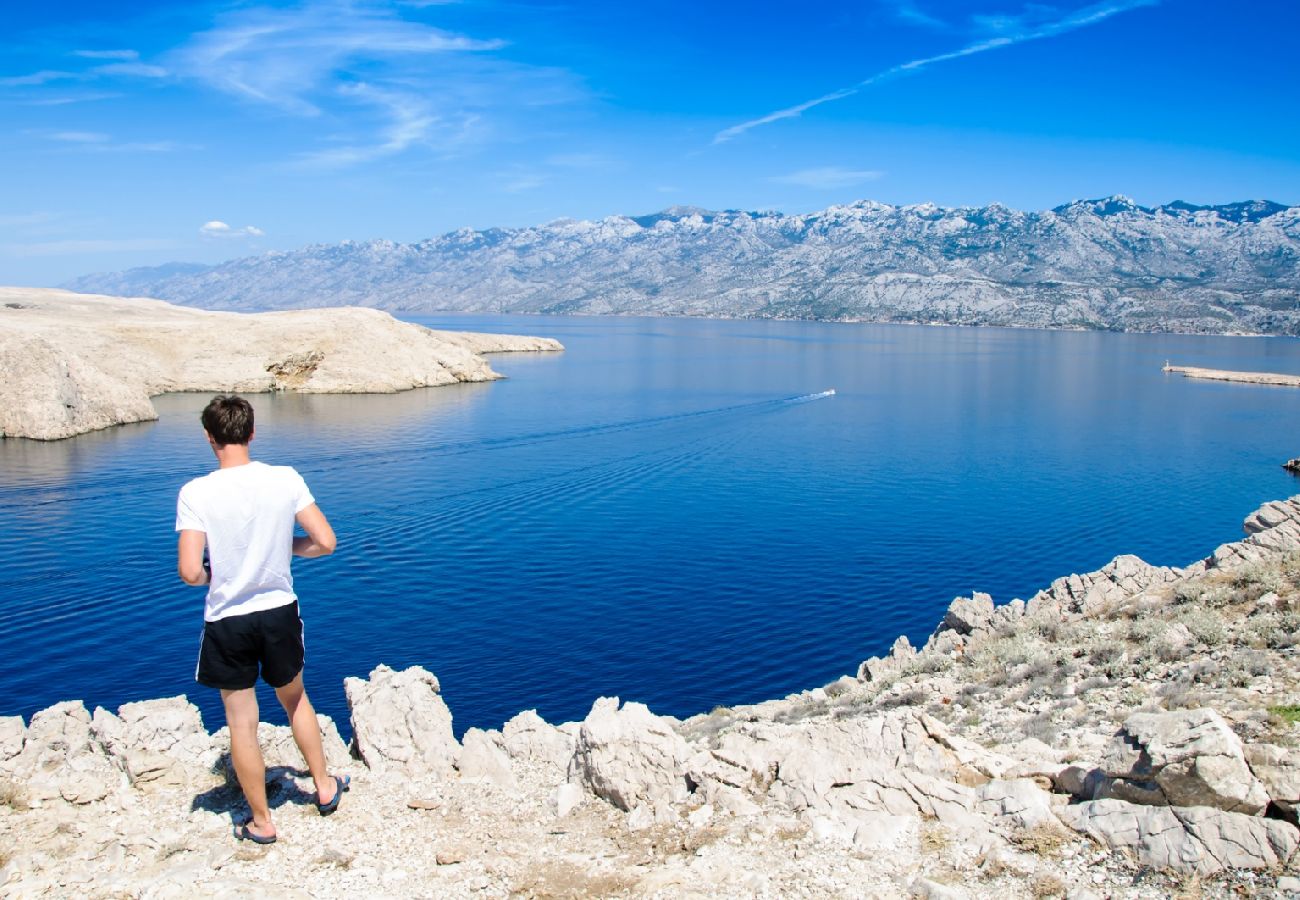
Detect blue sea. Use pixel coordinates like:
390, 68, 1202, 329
2, 316, 1298, 737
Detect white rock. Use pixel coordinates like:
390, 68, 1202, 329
975, 779, 1059, 830
1245, 743, 1300, 813
568, 697, 691, 812
500, 709, 575, 772
457, 728, 518, 790
549, 782, 584, 817
344, 665, 457, 778
10, 701, 122, 804
0, 717, 24, 766
1101, 708, 1269, 814
851, 811, 918, 851
1059, 799, 1299, 873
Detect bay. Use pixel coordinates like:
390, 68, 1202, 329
1, 315, 1298, 736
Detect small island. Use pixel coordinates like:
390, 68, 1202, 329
0, 287, 563, 440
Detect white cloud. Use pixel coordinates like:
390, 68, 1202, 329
49, 131, 110, 143
73, 49, 139, 61
2, 238, 181, 257
890, 2, 949, 30
200, 221, 264, 238
173, 3, 502, 114
0, 70, 78, 87
92, 62, 168, 79
771, 167, 884, 189
714, 0, 1159, 144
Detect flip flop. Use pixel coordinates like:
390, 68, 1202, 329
316, 774, 350, 816
236, 823, 277, 844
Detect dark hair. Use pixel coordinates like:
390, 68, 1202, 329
201, 395, 254, 446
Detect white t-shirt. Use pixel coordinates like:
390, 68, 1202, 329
175, 461, 315, 622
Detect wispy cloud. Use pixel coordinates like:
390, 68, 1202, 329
715, 0, 1158, 144
0, 70, 78, 87
166, 2, 573, 170
496, 167, 547, 193
23, 92, 121, 106
200, 221, 264, 238
2, 238, 181, 257
35, 130, 190, 153
173, 3, 502, 115
93, 62, 167, 79
890, 1, 950, 30
72, 49, 139, 61
49, 131, 111, 144
771, 166, 883, 189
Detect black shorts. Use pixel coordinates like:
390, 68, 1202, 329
196, 601, 305, 690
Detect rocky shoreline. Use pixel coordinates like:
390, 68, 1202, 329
0, 287, 563, 440
2, 497, 1300, 898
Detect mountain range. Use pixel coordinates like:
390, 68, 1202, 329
64, 196, 1300, 335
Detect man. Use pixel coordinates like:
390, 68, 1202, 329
176, 395, 347, 844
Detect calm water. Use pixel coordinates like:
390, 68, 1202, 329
2, 316, 1299, 737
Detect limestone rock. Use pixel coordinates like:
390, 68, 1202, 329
568, 697, 691, 811
0, 287, 562, 440
10, 701, 122, 804
457, 728, 518, 790
0, 716, 24, 766
1059, 799, 1299, 874
858, 635, 918, 682
851, 811, 918, 851
975, 779, 1059, 830
1100, 708, 1269, 814
1027, 554, 1181, 618
550, 782, 585, 817
501, 709, 575, 772
1245, 743, 1300, 814
344, 665, 457, 777
92, 697, 218, 787
1211, 497, 1300, 568
941, 592, 994, 635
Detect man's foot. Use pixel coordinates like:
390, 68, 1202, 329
316, 774, 350, 816
236, 822, 277, 844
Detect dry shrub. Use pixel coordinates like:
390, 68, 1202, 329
0, 778, 28, 811
1031, 872, 1069, 898
1012, 823, 1068, 856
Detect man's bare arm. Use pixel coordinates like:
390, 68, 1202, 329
177, 529, 209, 585
293, 503, 337, 558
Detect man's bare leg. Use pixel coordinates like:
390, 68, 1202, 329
275, 673, 337, 805
221, 687, 275, 840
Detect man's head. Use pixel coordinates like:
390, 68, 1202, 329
201, 395, 255, 447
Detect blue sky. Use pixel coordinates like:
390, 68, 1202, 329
2, 0, 1298, 285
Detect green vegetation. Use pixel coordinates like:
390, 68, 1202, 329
1268, 704, 1300, 724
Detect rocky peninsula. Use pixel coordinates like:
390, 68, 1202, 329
0, 287, 563, 441
2, 497, 1299, 897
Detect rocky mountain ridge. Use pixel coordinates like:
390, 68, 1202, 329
3, 495, 1299, 897
63, 196, 1300, 335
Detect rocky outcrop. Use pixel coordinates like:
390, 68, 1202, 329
343, 664, 458, 777
0, 287, 562, 440
3, 495, 1300, 897
1060, 800, 1298, 874
568, 698, 691, 812
1098, 709, 1270, 814
1245, 743, 1300, 816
